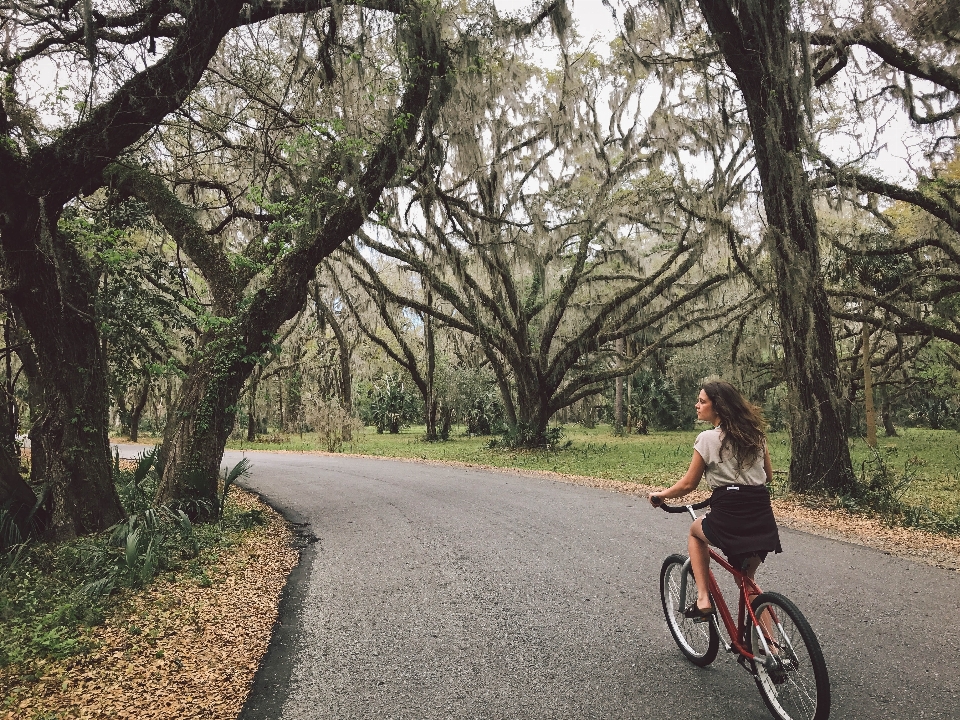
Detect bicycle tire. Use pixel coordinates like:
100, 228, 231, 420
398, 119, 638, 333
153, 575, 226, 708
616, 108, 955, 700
659, 554, 719, 667
750, 592, 831, 720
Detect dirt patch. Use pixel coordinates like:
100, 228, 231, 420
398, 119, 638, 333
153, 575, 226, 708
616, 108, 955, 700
1, 490, 298, 720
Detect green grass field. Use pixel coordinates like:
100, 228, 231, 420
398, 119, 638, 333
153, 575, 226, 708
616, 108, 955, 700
226, 424, 960, 516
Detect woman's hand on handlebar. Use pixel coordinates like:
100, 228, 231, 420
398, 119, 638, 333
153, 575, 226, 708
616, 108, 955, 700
648, 492, 664, 507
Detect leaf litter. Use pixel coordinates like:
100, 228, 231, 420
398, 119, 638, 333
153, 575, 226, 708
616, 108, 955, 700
1, 490, 298, 720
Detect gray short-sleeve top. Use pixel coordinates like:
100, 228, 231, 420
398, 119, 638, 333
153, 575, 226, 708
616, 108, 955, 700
693, 426, 767, 489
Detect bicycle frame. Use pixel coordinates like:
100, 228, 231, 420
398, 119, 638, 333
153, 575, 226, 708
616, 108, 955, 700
677, 506, 777, 664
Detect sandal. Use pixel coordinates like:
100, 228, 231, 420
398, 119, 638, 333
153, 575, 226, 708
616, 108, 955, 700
682, 602, 716, 622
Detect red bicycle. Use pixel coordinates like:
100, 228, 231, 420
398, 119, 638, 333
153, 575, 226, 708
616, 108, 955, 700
656, 498, 830, 720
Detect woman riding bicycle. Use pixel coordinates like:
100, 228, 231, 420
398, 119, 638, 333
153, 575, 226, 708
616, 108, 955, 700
649, 380, 781, 620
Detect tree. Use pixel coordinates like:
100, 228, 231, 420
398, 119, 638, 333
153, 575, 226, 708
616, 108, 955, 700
107, 2, 566, 514
1, 0, 435, 536
341, 48, 751, 446
331, 259, 449, 439
615, 1, 857, 492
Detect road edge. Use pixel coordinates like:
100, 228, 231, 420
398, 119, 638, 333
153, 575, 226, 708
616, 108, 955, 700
236, 484, 319, 720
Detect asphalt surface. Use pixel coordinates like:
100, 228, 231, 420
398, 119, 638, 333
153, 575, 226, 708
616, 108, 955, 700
115, 446, 960, 719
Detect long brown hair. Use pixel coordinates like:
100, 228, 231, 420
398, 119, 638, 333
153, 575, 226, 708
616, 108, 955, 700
701, 380, 767, 469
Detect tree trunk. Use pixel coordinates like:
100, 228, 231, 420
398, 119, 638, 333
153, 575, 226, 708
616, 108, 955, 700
1, 312, 20, 459
698, 0, 856, 495
614, 338, 625, 435
862, 324, 877, 447
13, 330, 46, 490
116, 391, 131, 438
313, 289, 353, 440
0, 446, 38, 543
246, 368, 261, 442
128, 373, 151, 443
156, 330, 251, 519
1, 201, 124, 538
277, 372, 284, 431
423, 289, 439, 441
881, 396, 897, 438
515, 385, 553, 446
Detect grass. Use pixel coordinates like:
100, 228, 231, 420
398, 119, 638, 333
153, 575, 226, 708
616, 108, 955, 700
222, 424, 960, 519
847, 430, 960, 514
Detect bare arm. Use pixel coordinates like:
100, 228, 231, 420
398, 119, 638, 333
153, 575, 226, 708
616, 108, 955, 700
649, 451, 706, 505
763, 445, 773, 484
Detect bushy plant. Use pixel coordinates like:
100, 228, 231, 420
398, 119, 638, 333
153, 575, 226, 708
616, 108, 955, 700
0, 450, 265, 666
303, 395, 363, 451
833, 447, 959, 534
841, 447, 920, 518
629, 372, 691, 432
490, 422, 567, 450
359, 374, 421, 433
445, 366, 505, 435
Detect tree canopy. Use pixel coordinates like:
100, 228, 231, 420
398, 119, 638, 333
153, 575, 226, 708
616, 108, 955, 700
0, 0, 958, 534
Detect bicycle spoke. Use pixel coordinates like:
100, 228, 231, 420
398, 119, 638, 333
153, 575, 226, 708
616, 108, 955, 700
660, 554, 718, 666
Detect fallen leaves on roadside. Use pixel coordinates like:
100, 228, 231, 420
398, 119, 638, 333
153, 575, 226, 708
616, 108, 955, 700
1, 490, 298, 720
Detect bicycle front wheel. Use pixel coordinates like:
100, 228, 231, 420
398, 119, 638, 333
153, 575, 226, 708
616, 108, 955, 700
659, 554, 718, 667
750, 592, 830, 720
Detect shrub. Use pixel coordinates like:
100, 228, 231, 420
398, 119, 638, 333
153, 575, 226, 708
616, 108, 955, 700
629, 372, 691, 432
303, 396, 363, 451
360, 374, 421, 433
0, 451, 266, 666
835, 447, 960, 535
490, 423, 568, 450
445, 366, 504, 435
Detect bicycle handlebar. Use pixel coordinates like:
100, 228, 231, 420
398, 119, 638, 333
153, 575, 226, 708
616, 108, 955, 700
651, 496, 711, 513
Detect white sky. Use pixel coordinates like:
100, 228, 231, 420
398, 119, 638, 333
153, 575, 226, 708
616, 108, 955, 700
493, 0, 927, 186
495, 0, 619, 48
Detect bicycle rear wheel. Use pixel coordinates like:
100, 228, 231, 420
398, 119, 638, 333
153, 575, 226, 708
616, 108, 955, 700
659, 554, 718, 667
750, 592, 830, 720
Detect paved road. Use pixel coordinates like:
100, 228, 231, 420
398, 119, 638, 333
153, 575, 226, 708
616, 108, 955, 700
116, 446, 960, 719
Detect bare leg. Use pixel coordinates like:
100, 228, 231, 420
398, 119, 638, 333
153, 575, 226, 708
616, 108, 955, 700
742, 555, 763, 602
742, 556, 776, 652
688, 517, 713, 611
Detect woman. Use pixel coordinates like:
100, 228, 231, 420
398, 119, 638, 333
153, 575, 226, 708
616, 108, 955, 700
649, 380, 781, 620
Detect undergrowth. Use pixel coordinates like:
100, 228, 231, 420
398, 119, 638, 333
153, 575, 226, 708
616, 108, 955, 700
0, 449, 264, 667
837, 446, 960, 535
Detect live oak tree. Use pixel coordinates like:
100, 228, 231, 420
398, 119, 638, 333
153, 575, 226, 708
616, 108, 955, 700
106, 2, 566, 514
339, 49, 755, 446
805, 1, 960, 356
820, 187, 960, 435
329, 257, 450, 440
103, 6, 439, 515
616, 0, 856, 492
613, 0, 960, 492
1, 0, 452, 536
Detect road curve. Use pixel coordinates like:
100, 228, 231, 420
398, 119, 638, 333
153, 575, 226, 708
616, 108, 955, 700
115, 446, 960, 719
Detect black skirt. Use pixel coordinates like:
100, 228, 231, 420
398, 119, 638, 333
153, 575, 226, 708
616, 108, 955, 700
700, 484, 782, 562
